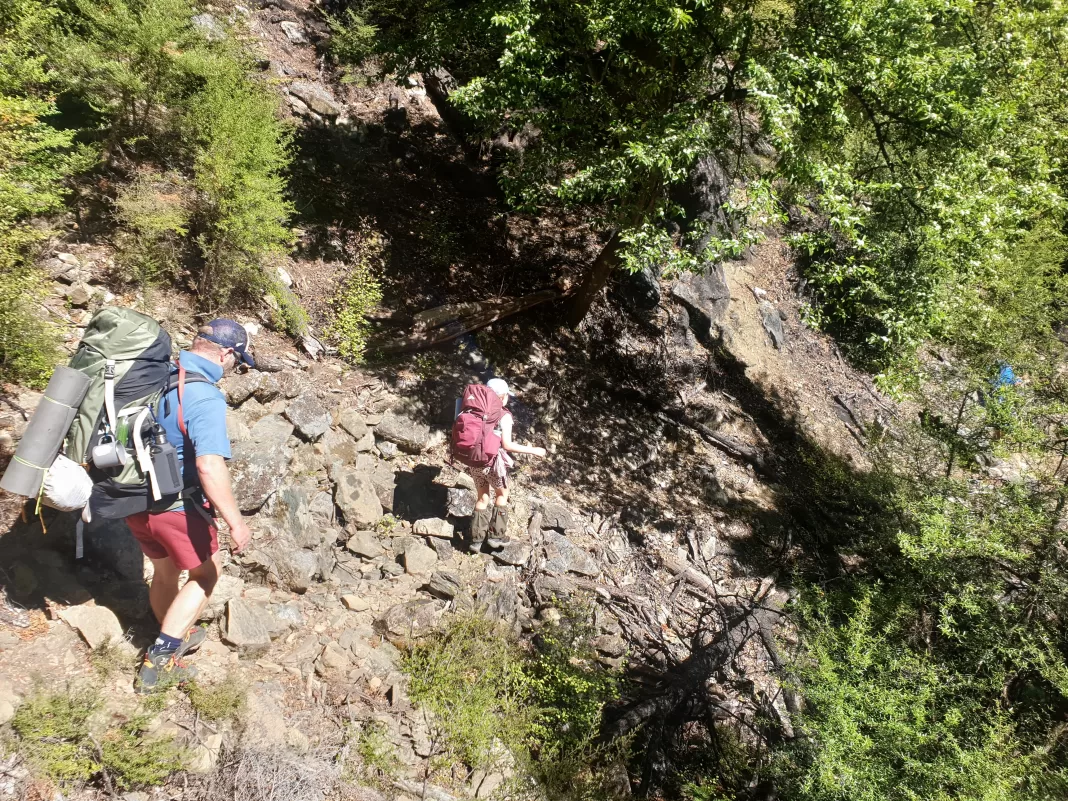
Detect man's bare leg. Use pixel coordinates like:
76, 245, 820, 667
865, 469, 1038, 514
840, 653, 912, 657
159, 551, 222, 640
148, 557, 181, 624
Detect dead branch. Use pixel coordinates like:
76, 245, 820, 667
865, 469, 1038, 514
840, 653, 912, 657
533, 574, 653, 608
373, 290, 562, 353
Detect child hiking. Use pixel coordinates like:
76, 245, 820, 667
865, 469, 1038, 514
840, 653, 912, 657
451, 377, 546, 552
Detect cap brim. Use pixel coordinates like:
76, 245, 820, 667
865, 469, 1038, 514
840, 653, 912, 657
240, 350, 255, 368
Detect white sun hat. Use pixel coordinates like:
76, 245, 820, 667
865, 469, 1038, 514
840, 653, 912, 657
487, 378, 513, 397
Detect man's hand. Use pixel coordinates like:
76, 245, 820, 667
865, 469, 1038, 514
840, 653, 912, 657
228, 518, 252, 554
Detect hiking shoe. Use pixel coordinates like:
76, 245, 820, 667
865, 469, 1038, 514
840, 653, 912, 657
469, 540, 485, 553
136, 651, 198, 694
175, 625, 207, 659
485, 538, 507, 550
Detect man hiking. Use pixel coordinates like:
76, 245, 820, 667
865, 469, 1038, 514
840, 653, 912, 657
454, 377, 546, 552
127, 320, 253, 692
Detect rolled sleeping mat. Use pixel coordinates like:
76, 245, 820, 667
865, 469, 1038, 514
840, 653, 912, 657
0, 366, 91, 499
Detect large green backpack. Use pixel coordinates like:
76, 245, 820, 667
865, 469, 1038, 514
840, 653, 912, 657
66, 307, 209, 519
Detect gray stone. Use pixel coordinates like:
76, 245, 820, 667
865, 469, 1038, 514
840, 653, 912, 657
346, 530, 384, 559
270, 546, 320, 593
427, 571, 461, 599
191, 12, 226, 41
337, 408, 369, 441
280, 20, 308, 44
309, 491, 336, 526
591, 634, 627, 657
543, 532, 600, 577
367, 460, 396, 511
272, 484, 325, 549
285, 728, 311, 755
355, 430, 375, 451
377, 600, 443, 644
187, 733, 224, 773
534, 500, 577, 532
288, 95, 311, 116
321, 426, 360, 466
428, 538, 454, 561
342, 594, 369, 611
413, 518, 453, 539
446, 487, 475, 518
494, 541, 531, 567
0, 680, 19, 725
671, 264, 731, 345
204, 575, 245, 621
229, 415, 294, 511
288, 81, 342, 117
475, 578, 519, 624
375, 440, 398, 460
58, 604, 129, 650
221, 371, 263, 406
253, 374, 282, 403
403, 541, 438, 575
285, 392, 332, 440
376, 411, 431, 453
334, 469, 384, 527
379, 560, 404, 578
223, 600, 274, 652
226, 407, 252, 442
67, 282, 93, 307
318, 641, 351, 672
759, 300, 786, 349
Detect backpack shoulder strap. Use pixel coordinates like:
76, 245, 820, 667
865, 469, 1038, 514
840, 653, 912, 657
172, 364, 215, 438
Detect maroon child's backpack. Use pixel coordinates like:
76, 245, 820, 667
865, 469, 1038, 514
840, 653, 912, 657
451, 384, 505, 468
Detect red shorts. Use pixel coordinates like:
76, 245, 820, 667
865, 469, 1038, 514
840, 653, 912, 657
126, 508, 219, 571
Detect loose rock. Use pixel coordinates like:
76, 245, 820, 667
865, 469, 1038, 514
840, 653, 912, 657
446, 487, 475, 517
191, 12, 226, 41
334, 469, 384, 527
285, 392, 332, 440
543, 532, 600, 577
375, 411, 431, 453
58, 604, 130, 651
413, 518, 454, 539
279, 20, 308, 44
494, 541, 532, 567
427, 571, 461, 599
346, 529, 384, 559
337, 408, 369, 441
223, 600, 274, 652
288, 81, 342, 117
403, 541, 438, 575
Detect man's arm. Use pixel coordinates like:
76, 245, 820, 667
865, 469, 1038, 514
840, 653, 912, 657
196, 454, 251, 552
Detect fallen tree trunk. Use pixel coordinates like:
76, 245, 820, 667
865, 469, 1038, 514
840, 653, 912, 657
601, 602, 777, 743
372, 289, 562, 353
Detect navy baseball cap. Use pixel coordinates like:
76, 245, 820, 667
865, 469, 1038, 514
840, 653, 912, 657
198, 319, 255, 367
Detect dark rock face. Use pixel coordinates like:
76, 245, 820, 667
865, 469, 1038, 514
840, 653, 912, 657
612, 265, 661, 315
670, 264, 731, 346
229, 415, 294, 511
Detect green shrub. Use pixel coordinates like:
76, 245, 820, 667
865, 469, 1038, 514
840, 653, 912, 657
12, 689, 101, 784
187, 674, 247, 722
113, 170, 190, 286
350, 720, 397, 785
268, 283, 310, 338
0, 0, 84, 387
404, 616, 529, 772
329, 255, 382, 363
183, 55, 295, 307
12, 689, 183, 789
402, 612, 625, 801
55, 0, 210, 139
329, 7, 378, 83
100, 715, 184, 790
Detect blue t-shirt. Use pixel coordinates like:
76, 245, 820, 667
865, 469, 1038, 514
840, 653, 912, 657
159, 351, 231, 502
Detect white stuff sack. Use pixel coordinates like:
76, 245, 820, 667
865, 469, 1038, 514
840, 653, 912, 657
41, 454, 93, 512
